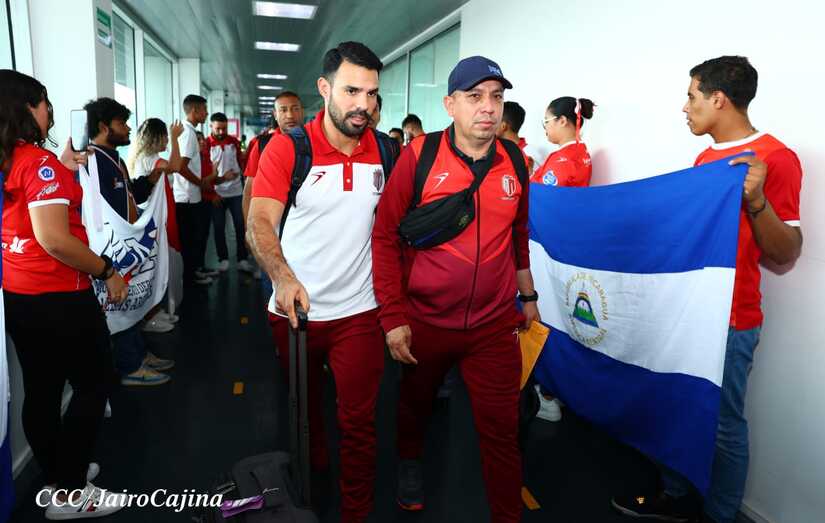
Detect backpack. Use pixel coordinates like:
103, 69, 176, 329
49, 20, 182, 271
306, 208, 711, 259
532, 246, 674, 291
273, 126, 399, 237
398, 131, 530, 249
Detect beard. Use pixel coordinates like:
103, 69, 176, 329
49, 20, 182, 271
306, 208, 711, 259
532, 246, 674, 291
327, 95, 369, 138
108, 128, 130, 147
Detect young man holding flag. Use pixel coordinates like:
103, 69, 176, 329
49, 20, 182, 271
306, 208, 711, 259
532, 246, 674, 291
613, 55, 803, 523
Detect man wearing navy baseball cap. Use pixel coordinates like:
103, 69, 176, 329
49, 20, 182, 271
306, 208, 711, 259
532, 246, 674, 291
372, 55, 539, 522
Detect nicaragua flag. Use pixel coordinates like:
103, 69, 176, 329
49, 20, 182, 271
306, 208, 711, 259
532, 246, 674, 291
529, 154, 748, 494
1, 172, 14, 522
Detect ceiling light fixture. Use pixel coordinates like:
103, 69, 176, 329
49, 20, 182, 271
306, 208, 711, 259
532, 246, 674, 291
253, 1, 317, 20
257, 73, 288, 80
254, 41, 300, 52
257, 85, 283, 90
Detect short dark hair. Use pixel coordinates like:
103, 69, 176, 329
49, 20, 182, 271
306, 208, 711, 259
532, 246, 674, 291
502, 101, 526, 133
183, 94, 207, 113
547, 97, 595, 128
322, 41, 383, 82
689, 56, 758, 111
389, 127, 403, 136
83, 97, 131, 138
210, 112, 228, 123
275, 90, 302, 103
0, 69, 54, 168
402, 114, 422, 129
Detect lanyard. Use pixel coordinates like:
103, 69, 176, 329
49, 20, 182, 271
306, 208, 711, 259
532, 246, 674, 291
89, 144, 137, 222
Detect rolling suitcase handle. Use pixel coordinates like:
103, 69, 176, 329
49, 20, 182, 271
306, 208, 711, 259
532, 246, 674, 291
288, 305, 311, 507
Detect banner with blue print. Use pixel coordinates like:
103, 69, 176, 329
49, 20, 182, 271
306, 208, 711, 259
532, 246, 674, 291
529, 154, 748, 494
79, 156, 169, 334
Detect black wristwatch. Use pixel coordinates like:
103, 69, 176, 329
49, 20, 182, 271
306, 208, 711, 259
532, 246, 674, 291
518, 291, 539, 303
95, 255, 115, 280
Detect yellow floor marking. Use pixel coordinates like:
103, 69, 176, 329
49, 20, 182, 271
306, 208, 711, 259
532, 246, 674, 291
521, 486, 540, 510
233, 382, 244, 395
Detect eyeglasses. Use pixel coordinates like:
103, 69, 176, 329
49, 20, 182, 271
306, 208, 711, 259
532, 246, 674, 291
542, 116, 559, 127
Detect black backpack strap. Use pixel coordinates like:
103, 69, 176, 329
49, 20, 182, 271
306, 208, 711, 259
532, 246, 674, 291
410, 131, 443, 210
279, 126, 313, 237
257, 131, 276, 154
498, 138, 530, 188
371, 128, 399, 180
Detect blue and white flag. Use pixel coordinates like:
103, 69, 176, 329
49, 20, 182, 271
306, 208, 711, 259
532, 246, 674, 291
0, 171, 14, 522
529, 155, 748, 494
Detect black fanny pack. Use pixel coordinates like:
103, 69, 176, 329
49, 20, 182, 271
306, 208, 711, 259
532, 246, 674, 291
398, 130, 528, 250
399, 169, 488, 249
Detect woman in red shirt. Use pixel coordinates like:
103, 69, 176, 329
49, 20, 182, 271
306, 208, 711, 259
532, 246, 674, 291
532, 97, 595, 187
1, 70, 127, 518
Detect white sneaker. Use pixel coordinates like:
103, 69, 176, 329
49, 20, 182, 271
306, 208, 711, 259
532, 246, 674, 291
156, 310, 179, 324
103, 401, 111, 418
142, 317, 174, 333
238, 259, 254, 273
535, 386, 562, 422
196, 267, 219, 278
218, 260, 230, 272
37, 464, 101, 507
45, 483, 126, 519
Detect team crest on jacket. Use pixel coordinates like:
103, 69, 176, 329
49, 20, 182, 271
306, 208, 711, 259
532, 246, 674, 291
373, 168, 384, 194
501, 174, 517, 200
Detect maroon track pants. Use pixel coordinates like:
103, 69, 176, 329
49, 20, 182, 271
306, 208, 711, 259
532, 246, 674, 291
270, 308, 385, 523
397, 317, 523, 523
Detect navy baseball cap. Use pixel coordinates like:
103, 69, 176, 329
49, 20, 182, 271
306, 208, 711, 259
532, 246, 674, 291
447, 56, 512, 94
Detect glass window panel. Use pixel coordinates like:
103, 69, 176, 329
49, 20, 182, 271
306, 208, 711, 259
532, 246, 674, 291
377, 56, 407, 134
408, 25, 459, 134
112, 14, 137, 156
143, 41, 174, 125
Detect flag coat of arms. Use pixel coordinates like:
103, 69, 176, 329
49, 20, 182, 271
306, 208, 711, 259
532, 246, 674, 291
529, 155, 748, 493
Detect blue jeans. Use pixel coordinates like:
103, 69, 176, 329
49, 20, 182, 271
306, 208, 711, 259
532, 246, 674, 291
112, 323, 147, 375
661, 326, 761, 523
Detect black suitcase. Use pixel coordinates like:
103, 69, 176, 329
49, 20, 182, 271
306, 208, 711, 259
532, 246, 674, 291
204, 308, 318, 522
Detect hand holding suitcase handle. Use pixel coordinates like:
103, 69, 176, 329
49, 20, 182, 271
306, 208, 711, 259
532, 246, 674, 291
275, 274, 310, 329
295, 305, 308, 330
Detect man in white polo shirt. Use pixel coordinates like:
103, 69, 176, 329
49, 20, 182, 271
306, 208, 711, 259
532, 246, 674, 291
175, 94, 213, 286
247, 42, 389, 523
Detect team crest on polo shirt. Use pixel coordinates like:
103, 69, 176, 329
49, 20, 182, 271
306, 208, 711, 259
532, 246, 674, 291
37, 166, 55, 181
373, 168, 384, 194
501, 174, 517, 200
542, 170, 558, 186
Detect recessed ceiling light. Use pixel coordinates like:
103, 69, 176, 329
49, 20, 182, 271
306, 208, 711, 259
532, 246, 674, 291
255, 41, 300, 52
253, 1, 317, 20
257, 85, 283, 90
260, 101, 275, 106
258, 96, 276, 100
257, 73, 288, 80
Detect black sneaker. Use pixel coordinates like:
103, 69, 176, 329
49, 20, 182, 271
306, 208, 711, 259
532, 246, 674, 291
397, 459, 424, 511
611, 492, 698, 522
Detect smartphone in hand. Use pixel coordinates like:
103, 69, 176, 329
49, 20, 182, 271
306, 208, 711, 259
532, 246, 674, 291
70, 110, 89, 152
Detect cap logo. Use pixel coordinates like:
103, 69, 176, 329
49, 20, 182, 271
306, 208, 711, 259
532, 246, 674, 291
488, 65, 502, 76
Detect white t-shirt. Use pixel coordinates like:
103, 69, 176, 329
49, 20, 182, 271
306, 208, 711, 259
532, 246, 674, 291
210, 141, 243, 198
132, 153, 162, 179
173, 121, 202, 203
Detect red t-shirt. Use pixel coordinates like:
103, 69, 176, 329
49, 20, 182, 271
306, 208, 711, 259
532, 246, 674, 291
694, 132, 802, 330
244, 127, 283, 179
2, 142, 91, 294
517, 137, 535, 173
531, 141, 592, 187
200, 148, 219, 202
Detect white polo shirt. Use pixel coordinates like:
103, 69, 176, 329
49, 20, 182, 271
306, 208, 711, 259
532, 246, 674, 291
251, 110, 385, 321
174, 120, 202, 203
